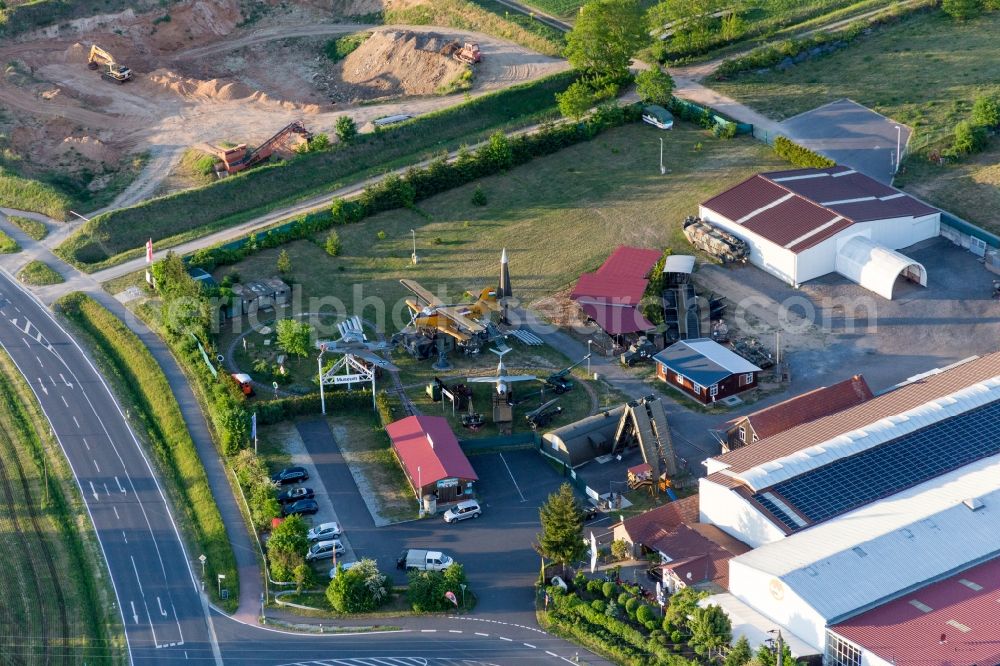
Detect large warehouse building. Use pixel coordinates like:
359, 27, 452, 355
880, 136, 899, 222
693, 353, 1000, 664
699, 166, 940, 299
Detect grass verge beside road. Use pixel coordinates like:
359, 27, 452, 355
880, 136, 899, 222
56, 292, 238, 612
58, 72, 577, 272
0, 349, 125, 663
8, 215, 49, 240
17, 260, 63, 285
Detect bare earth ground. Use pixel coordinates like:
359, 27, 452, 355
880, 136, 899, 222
0, 0, 567, 212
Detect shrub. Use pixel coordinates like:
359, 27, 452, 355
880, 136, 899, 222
942, 0, 982, 20
231, 449, 280, 529
636, 603, 655, 625
971, 93, 1000, 129
407, 563, 470, 612
611, 539, 631, 561
324, 230, 342, 256
276, 248, 292, 274
324, 32, 371, 62
591, 599, 606, 612
951, 120, 989, 155
276, 319, 312, 357
634, 67, 674, 106
573, 571, 587, 590
335, 116, 358, 142
471, 185, 487, 206
624, 597, 640, 615
773, 136, 836, 168
267, 515, 308, 582
327, 558, 391, 613
602, 581, 617, 599
645, 619, 658, 631
587, 580, 603, 596
604, 600, 619, 619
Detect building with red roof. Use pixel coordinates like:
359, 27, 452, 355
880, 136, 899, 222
699, 166, 939, 299
571, 246, 662, 337
828, 554, 1000, 666
385, 415, 478, 504
716, 374, 873, 452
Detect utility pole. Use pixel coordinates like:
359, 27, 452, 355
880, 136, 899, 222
777, 629, 784, 666
659, 138, 666, 175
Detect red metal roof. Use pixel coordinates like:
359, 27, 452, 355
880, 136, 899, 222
730, 375, 874, 441
594, 246, 663, 278
831, 554, 1000, 666
577, 302, 654, 335
572, 274, 650, 304
701, 167, 939, 254
713, 354, 1000, 475
385, 415, 478, 485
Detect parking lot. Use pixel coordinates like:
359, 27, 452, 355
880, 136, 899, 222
780, 98, 910, 184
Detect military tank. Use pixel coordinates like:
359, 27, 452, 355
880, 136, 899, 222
682, 216, 749, 264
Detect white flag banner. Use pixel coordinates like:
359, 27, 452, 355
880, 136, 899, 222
656, 581, 665, 606
589, 531, 598, 574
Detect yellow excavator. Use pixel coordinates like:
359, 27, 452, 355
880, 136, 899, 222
87, 45, 132, 84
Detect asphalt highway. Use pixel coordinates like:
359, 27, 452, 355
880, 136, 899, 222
0, 270, 601, 665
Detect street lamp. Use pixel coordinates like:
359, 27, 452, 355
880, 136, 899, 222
894, 125, 902, 173
411, 229, 418, 265
460, 583, 467, 611
587, 340, 593, 376
318, 345, 327, 415
217, 574, 226, 598
659, 137, 666, 175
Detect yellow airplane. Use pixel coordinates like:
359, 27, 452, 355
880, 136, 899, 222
400, 279, 498, 348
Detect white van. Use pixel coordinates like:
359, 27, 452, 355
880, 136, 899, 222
305, 539, 344, 562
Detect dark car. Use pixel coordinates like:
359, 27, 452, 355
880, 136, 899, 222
277, 486, 314, 504
271, 467, 309, 485
282, 499, 319, 517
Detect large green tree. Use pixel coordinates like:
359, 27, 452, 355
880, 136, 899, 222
564, 0, 646, 83
688, 604, 732, 657
327, 559, 390, 613
556, 80, 595, 121
276, 319, 313, 357
267, 515, 308, 581
725, 635, 754, 666
534, 483, 586, 575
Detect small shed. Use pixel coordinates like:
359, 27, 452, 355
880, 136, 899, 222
230, 278, 291, 314
385, 415, 478, 504
653, 339, 761, 404
662, 255, 695, 287
542, 405, 625, 467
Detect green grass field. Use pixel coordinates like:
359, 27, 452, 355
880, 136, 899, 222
17, 260, 63, 285
0, 351, 124, 663
711, 8, 1000, 235
711, 9, 1000, 152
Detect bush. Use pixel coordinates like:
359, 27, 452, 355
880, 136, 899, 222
972, 93, 1000, 129
276, 248, 292, 274
602, 581, 618, 599
645, 619, 658, 632
56, 292, 237, 606
324, 230, 342, 256
591, 599, 607, 612
335, 116, 358, 142
471, 185, 487, 206
267, 515, 308, 581
324, 32, 371, 62
407, 563, 470, 612
636, 603, 655, 625
327, 558, 391, 613
942, 0, 982, 20
231, 449, 280, 529
951, 120, 989, 155
624, 597, 640, 616
634, 67, 674, 106
587, 580, 603, 596
611, 539, 631, 561
773, 136, 836, 168
573, 571, 587, 590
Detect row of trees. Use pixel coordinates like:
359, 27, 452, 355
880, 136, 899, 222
950, 93, 1000, 158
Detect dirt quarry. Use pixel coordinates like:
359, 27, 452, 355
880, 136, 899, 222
0, 0, 568, 211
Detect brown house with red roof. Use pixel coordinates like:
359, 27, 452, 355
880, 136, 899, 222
717, 374, 873, 452
612, 495, 750, 593
386, 415, 478, 505
698, 166, 939, 299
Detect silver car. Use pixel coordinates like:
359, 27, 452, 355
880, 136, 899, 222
443, 499, 482, 523
307, 522, 342, 543
305, 539, 344, 562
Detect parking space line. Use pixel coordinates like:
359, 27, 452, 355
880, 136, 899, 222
499, 453, 526, 502
475, 632, 489, 637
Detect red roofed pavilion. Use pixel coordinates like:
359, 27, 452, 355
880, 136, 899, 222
385, 415, 478, 504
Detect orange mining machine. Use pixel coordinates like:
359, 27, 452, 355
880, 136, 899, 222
211, 121, 311, 175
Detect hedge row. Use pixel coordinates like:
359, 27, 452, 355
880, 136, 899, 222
712, 0, 938, 80
188, 103, 643, 272
772, 136, 836, 168
56, 292, 237, 610
58, 71, 578, 270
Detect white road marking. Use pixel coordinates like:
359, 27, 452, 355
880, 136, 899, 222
48, 375, 56, 387
82, 437, 90, 450
475, 632, 489, 637
104, 482, 110, 496
113, 506, 120, 520
499, 453, 526, 503
35, 332, 42, 343
88, 481, 99, 501
115, 476, 126, 494
59, 373, 72, 388
523, 643, 536, 649
499, 636, 512, 641
157, 596, 167, 617
35, 355, 42, 367
448, 629, 462, 633
130, 601, 139, 624
73, 416, 80, 428
420, 629, 436, 633
93, 459, 100, 473
37, 377, 47, 395
122, 531, 128, 544
61, 395, 68, 407
546, 651, 558, 657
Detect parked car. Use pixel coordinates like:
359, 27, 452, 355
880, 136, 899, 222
271, 466, 309, 485
549, 575, 568, 592
307, 521, 342, 543
396, 549, 454, 571
305, 539, 344, 562
277, 486, 314, 504
443, 499, 482, 523
282, 499, 319, 517
329, 560, 361, 578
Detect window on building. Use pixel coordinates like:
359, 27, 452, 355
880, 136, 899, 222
738, 426, 746, 443
752, 434, 759, 443
709, 384, 719, 397
739, 372, 754, 386
825, 632, 862, 666
693, 382, 703, 394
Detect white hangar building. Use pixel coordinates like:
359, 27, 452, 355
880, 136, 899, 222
699, 166, 940, 299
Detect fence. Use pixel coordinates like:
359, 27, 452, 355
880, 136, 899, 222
459, 431, 539, 454
537, 446, 599, 500
939, 212, 1000, 273
669, 97, 753, 136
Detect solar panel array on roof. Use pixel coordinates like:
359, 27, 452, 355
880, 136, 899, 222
752, 399, 1000, 530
